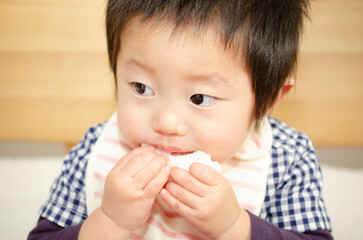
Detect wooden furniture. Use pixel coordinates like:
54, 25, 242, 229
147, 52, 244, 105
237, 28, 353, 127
1, 0, 362, 147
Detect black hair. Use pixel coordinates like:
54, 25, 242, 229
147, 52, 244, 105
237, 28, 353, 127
106, 0, 310, 128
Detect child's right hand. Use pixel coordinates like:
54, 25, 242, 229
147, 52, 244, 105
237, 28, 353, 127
100, 146, 170, 233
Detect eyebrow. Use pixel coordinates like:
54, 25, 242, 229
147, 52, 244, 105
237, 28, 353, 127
126, 58, 229, 86
126, 59, 155, 75
186, 73, 229, 87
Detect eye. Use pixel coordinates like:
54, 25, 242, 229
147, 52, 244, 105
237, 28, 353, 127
131, 82, 154, 96
190, 94, 217, 107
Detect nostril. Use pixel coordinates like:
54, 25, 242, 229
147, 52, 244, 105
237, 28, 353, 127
153, 128, 181, 137
152, 124, 187, 137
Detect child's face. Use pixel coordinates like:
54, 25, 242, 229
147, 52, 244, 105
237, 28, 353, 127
116, 18, 255, 163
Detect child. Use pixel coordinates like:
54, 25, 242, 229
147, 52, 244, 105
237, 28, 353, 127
28, 0, 333, 239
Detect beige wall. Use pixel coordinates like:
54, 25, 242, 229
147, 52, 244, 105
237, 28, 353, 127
0, 0, 362, 146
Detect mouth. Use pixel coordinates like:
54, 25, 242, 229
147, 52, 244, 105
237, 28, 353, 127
168, 151, 194, 156
141, 143, 222, 172
145, 144, 194, 156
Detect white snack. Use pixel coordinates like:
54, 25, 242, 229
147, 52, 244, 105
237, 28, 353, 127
142, 144, 222, 172
168, 150, 222, 172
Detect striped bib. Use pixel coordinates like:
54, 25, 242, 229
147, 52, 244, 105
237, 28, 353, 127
85, 113, 272, 239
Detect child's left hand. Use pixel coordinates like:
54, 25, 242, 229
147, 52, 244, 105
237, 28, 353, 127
160, 163, 242, 239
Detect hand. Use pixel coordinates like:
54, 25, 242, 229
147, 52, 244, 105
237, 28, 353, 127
160, 163, 242, 239
101, 146, 170, 233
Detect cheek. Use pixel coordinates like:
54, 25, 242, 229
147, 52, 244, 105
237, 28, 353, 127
117, 105, 146, 148
197, 106, 253, 163
209, 125, 249, 163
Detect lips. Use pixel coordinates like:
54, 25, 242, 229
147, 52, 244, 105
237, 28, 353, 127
150, 144, 193, 156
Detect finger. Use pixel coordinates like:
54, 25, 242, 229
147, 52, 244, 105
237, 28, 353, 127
143, 165, 170, 198
189, 162, 220, 186
115, 145, 155, 170
159, 188, 193, 217
134, 155, 168, 188
163, 181, 200, 209
169, 167, 206, 197
122, 150, 158, 177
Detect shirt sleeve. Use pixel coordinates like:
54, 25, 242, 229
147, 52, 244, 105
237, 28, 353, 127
28, 217, 82, 240
249, 211, 333, 240
38, 123, 105, 227
262, 117, 332, 232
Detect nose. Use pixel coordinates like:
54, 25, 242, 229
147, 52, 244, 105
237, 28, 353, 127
152, 107, 187, 136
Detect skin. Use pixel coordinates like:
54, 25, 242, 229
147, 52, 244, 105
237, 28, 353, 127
79, 17, 293, 240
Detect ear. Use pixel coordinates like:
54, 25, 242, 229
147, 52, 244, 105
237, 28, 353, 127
271, 78, 295, 109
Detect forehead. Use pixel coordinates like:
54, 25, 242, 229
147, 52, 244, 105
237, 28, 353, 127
120, 16, 246, 68
117, 16, 253, 97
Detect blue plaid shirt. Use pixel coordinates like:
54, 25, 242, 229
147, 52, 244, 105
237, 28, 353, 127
39, 117, 331, 233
